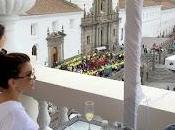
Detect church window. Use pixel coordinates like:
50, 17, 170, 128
32, 45, 37, 56
121, 28, 124, 40
31, 23, 38, 36
69, 19, 74, 28
101, 2, 103, 11
101, 0, 105, 11
113, 29, 116, 36
87, 36, 90, 44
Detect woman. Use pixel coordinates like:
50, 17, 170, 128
0, 24, 6, 49
0, 53, 38, 130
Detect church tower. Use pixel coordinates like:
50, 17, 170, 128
81, 0, 119, 54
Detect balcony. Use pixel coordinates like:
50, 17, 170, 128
24, 64, 175, 130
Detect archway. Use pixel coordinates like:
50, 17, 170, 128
52, 47, 58, 67
32, 45, 37, 56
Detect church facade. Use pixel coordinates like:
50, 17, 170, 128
80, 0, 119, 54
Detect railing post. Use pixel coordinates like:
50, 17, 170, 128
37, 101, 53, 130
59, 106, 69, 126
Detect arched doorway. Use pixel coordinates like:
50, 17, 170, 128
52, 47, 58, 67
32, 45, 37, 56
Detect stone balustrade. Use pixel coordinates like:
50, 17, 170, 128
22, 65, 175, 130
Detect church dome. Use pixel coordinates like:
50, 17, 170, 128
0, 0, 36, 15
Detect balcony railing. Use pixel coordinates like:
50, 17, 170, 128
23, 64, 175, 130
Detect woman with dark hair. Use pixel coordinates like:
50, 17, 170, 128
0, 53, 38, 130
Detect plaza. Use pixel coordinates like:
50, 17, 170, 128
1, 0, 175, 130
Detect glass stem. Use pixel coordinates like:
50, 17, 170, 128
88, 122, 91, 130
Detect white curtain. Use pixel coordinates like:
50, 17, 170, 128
123, 0, 144, 129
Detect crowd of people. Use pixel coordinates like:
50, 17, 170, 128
58, 50, 124, 77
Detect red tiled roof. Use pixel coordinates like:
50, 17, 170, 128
26, 0, 82, 15
119, 0, 159, 9
119, 0, 175, 9
161, 0, 175, 9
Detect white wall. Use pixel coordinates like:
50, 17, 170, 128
118, 5, 161, 45
118, 5, 175, 46
161, 8, 175, 37
142, 6, 161, 37
14, 11, 83, 65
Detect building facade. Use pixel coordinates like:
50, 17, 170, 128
1, 0, 175, 65
46, 29, 66, 67
80, 0, 119, 54
1, 0, 83, 65
118, 0, 175, 45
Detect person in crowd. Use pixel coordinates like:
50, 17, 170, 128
173, 87, 175, 91
166, 85, 170, 90
0, 53, 39, 130
0, 24, 7, 54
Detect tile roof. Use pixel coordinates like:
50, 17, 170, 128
160, 0, 175, 9
119, 0, 175, 9
119, 0, 159, 9
26, 0, 82, 15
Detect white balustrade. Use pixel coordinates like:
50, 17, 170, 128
59, 106, 69, 125
37, 101, 52, 130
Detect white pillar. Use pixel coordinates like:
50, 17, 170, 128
123, 0, 143, 129
0, 0, 36, 52
0, 17, 19, 52
37, 101, 53, 130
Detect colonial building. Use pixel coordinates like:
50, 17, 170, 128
0, 0, 83, 65
71, 0, 175, 47
80, 0, 119, 54
118, 0, 175, 45
1, 1, 175, 130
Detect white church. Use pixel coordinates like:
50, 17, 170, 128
1, 0, 84, 65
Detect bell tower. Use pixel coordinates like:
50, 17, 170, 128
81, 0, 120, 54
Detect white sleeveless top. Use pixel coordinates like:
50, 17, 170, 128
0, 101, 39, 130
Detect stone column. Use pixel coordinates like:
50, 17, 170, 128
61, 42, 64, 61
0, 0, 36, 52
0, 18, 18, 52
37, 101, 53, 130
47, 47, 52, 67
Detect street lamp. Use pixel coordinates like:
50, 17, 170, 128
152, 47, 156, 71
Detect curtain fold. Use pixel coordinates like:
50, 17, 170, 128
123, 0, 144, 129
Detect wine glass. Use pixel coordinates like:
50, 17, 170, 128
84, 101, 95, 130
